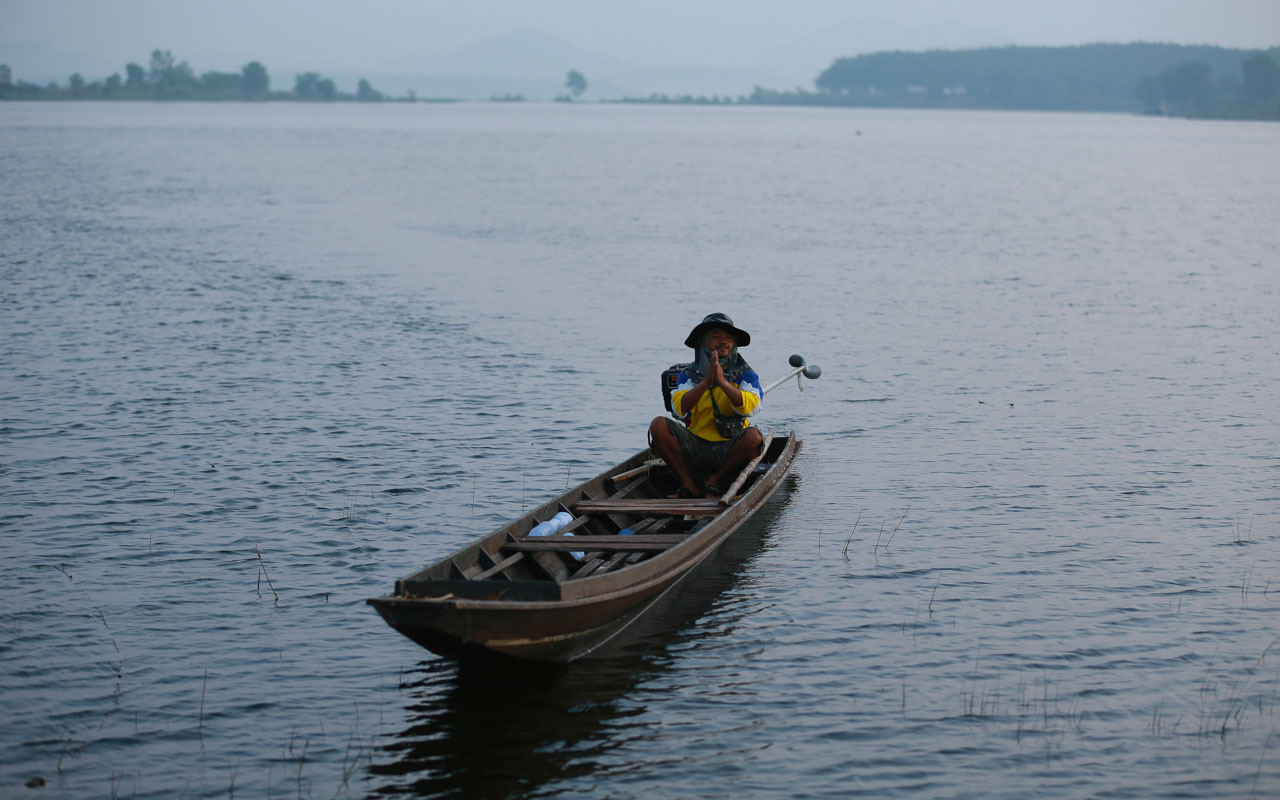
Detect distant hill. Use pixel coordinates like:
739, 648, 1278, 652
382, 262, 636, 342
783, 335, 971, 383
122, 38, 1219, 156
794, 43, 1280, 114
411, 29, 789, 99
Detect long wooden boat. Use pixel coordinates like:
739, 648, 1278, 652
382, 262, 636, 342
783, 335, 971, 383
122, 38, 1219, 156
367, 429, 800, 662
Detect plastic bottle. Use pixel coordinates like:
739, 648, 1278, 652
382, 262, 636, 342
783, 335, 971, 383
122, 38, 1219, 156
529, 511, 583, 559
528, 520, 556, 537
529, 511, 575, 537
618, 527, 635, 536
565, 536, 584, 560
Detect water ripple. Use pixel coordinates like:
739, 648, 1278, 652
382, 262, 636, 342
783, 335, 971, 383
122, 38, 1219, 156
3, 103, 1279, 799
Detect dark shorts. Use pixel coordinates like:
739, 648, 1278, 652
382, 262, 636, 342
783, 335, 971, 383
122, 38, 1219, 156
659, 418, 752, 478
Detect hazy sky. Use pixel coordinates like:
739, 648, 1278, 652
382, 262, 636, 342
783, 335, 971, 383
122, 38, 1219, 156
3, 0, 1278, 79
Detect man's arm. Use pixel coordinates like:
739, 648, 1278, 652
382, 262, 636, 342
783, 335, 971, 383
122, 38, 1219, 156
676, 356, 744, 414
675, 373, 710, 416
733, 369, 762, 415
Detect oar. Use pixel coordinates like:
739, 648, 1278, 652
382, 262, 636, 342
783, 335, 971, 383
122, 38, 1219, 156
761, 354, 822, 396
719, 428, 775, 506
610, 459, 664, 482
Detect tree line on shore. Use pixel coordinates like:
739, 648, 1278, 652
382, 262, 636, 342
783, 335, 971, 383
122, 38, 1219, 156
3, 43, 1278, 120
789, 43, 1280, 119
1134, 54, 1280, 118
636, 43, 1279, 120
0, 49, 390, 102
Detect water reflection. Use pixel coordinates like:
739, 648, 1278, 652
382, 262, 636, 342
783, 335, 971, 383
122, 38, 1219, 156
370, 483, 797, 799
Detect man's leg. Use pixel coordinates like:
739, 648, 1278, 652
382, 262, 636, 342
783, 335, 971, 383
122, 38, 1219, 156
704, 427, 764, 496
648, 417, 700, 496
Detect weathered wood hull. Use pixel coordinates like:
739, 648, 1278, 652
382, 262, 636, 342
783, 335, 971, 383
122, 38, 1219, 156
368, 431, 800, 662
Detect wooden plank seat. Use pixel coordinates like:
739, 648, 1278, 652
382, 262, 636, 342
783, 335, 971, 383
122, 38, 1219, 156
466, 510, 620, 584
568, 517, 679, 579
574, 499, 723, 516
462, 494, 701, 584
504, 534, 688, 552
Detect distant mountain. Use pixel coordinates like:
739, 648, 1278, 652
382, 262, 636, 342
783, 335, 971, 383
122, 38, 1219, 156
377, 23, 1018, 99
403, 29, 792, 99
421, 30, 611, 80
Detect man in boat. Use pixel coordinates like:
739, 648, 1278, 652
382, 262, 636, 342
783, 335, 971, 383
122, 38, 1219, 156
648, 313, 764, 499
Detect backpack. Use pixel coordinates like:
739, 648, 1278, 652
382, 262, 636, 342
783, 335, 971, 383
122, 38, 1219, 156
660, 363, 692, 423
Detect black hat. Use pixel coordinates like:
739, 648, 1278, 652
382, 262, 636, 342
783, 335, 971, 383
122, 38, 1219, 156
684, 312, 751, 349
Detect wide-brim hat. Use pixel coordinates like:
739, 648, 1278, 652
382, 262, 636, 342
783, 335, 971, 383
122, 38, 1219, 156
684, 312, 751, 349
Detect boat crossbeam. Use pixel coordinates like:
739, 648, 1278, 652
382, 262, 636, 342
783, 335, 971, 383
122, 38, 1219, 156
504, 534, 688, 552
573, 499, 723, 516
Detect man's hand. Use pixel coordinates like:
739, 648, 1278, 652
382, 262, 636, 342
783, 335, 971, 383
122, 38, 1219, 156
686, 347, 742, 416
706, 351, 724, 386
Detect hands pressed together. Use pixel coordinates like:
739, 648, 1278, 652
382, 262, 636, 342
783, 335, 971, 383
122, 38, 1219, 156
686, 350, 742, 411
700, 351, 727, 389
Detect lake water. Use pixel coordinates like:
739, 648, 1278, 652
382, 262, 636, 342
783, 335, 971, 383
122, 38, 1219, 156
2, 101, 1278, 799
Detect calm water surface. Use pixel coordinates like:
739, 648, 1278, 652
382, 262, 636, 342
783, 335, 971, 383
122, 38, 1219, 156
2, 102, 1278, 798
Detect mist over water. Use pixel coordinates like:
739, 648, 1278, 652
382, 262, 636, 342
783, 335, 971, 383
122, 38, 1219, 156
2, 102, 1278, 798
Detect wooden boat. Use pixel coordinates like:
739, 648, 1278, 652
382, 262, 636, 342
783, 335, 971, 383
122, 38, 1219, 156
367, 429, 801, 662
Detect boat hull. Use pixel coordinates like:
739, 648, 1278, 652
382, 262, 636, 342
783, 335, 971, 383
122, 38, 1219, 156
368, 432, 800, 662
370, 569, 686, 661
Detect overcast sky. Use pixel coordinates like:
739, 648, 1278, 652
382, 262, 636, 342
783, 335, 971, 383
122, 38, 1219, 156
3, 0, 1278, 81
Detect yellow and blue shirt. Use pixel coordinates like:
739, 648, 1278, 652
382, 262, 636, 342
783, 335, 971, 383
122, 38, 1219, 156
672, 369, 762, 442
